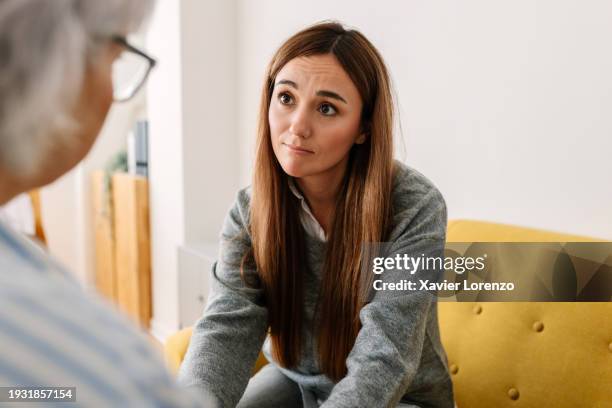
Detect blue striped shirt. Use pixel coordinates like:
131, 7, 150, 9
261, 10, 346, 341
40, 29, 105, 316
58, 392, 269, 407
0, 221, 208, 407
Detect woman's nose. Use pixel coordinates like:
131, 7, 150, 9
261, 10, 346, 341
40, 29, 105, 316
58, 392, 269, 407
289, 107, 312, 139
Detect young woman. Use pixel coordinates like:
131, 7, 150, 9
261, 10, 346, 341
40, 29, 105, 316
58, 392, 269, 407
179, 22, 453, 408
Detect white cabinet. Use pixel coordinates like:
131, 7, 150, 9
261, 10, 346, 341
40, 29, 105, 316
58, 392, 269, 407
177, 243, 218, 329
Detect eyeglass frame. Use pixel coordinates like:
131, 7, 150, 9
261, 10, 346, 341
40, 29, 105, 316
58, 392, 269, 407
110, 35, 157, 102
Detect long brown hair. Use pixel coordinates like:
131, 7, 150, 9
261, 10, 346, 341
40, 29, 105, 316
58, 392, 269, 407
246, 21, 395, 381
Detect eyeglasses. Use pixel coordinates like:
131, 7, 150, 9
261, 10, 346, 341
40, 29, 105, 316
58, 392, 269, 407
110, 35, 157, 102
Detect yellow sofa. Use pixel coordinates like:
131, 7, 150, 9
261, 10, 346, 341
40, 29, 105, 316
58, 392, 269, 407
166, 220, 612, 408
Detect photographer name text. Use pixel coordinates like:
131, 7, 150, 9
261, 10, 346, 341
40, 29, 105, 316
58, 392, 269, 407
373, 279, 515, 291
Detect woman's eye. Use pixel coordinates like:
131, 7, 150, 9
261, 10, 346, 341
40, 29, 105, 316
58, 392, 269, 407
278, 92, 293, 105
318, 103, 337, 116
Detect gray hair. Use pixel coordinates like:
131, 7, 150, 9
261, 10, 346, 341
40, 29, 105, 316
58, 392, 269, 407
0, 0, 153, 179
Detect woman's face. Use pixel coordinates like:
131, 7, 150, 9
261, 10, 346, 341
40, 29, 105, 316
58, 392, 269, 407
269, 54, 366, 180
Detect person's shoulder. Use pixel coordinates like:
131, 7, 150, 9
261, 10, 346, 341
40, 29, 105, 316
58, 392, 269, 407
0, 252, 202, 407
387, 161, 447, 242
222, 186, 252, 240
236, 185, 252, 209
391, 161, 445, 206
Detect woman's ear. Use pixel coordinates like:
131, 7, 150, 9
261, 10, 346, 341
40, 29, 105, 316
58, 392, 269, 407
355, 132, 367, 144
356, 121, 370, 144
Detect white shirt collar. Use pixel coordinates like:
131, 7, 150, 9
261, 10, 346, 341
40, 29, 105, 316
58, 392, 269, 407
287, 178, 328, 242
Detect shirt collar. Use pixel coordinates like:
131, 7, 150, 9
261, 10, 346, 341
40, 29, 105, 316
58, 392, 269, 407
287, 178, 327, 242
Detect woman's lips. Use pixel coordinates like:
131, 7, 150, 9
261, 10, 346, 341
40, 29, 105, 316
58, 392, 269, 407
283, 143, 314, 154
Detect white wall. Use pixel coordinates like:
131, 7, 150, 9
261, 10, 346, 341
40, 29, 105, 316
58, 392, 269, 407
147, 0, 239, 340
237, 0, 612, 239
180, 0, 239, 244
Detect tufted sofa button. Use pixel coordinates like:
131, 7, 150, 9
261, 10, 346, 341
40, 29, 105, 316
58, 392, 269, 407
609, 342, 612, 352
532, 321, 544, 332
508, 388, 520, 400
473, 305, 482, 315
449, 364, 459, 375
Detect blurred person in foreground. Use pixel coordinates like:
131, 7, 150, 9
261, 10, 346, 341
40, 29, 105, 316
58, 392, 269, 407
0, 0, 210, 406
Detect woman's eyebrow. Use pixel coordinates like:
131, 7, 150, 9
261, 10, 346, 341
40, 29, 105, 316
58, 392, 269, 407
275, 79, 298, 88
316, 90, 347, 104
275, 79, 347, 104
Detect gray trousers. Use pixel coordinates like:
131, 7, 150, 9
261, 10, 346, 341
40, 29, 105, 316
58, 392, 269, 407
236, 364, 421, 408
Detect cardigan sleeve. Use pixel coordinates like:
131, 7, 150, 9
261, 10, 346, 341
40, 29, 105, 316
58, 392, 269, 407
320, 187, 448, 408
177, 189, 268, 408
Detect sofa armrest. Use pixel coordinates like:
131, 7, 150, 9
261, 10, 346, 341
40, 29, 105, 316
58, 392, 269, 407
164, 326, 269, 376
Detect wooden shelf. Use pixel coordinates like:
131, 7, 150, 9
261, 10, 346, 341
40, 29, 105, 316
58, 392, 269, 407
92, 171, 151, 328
